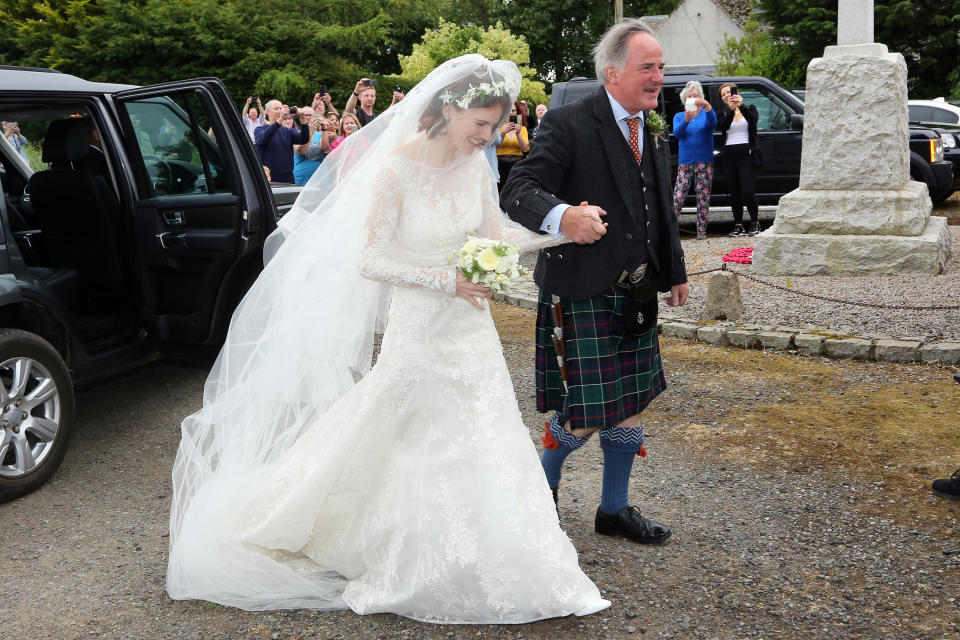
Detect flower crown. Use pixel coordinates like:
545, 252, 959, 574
438, 78, 520, 110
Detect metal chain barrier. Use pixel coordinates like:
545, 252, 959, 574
686, 263, 960, 311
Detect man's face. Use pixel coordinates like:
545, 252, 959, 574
605, 32, 664, 113
535, 104, 547, 119
359, 88, 376, 109
265, 102, 282, 123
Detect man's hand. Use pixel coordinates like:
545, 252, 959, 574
663, 283, 689, 307
559, 201, 607, 244
354, 78, 370, 94
456, 271, 491, 310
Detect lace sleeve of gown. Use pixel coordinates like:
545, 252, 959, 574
478, 156, 567, 253
359, 157, 457, 295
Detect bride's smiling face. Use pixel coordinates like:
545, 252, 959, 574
443, 104, 505, 155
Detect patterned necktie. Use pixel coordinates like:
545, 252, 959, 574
626, 117, 642, 165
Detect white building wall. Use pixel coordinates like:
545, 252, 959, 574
649, 0, 745, 67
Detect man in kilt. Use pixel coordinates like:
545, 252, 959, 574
501, 19, 688, 544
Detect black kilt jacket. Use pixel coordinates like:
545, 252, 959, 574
500, 87, 687, 302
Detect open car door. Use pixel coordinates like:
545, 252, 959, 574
112, 78, 276, 348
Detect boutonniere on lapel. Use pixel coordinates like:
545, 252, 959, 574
644, 110, 668, 149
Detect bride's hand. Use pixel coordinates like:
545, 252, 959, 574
456, 271, 491, 309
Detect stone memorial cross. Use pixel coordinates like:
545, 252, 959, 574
837, 0, 873, 46
751, 0, 951, 276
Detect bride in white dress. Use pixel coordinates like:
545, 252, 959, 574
166, 55, 611, 623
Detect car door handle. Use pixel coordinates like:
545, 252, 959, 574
163, 210, 185, 225
157, 232, 185, 249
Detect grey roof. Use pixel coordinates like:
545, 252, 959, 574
0, 68, 135, 93
710, 0, 754, 26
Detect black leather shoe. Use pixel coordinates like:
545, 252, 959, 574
595, 506, 671, 544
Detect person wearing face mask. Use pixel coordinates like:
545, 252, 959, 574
717, 82, 761, 237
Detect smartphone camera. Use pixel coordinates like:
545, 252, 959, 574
508, 115, 517, 124
395, 84, 403, 93
729, 86, 738, 96
317, 85, 328, 96
363, 79, 378, 88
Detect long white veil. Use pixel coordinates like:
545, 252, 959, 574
167, 54, 524, 609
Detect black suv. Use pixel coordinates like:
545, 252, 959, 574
550, 74, 957, 206
0, 67, 300, 500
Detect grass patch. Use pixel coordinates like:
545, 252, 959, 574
491, 302, 960, 531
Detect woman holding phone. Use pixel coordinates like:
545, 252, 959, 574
718, 82, 761, 237
495, 101, 529, 191
671, 80, 716, 240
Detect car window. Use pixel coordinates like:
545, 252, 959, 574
662, 85, 685, 131
738, 85, 793, 131
928, 106, 960, 124
121, 92, 231, 197
909, 105, 933, 122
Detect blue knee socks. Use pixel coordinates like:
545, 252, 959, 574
540, 413, 590, 489
599, 425, 645, 515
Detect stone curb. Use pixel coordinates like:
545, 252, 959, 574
493, 289, 960, 365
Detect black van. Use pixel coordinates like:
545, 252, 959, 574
0, 67, 300, 500
550, 74, 956, 206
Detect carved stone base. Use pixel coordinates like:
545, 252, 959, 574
771, 182, 931, 236
752, 216, 951, 276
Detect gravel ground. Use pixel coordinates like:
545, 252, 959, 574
517, 220, 960, 342
3, 306, 959, 639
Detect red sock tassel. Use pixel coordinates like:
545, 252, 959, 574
636, 445, 647, 458
542, 421, 561, 450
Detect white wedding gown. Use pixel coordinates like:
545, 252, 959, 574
167, 151, 608, 623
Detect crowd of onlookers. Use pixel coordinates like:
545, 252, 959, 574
244, 77, 547, 189
243, 78, 403, 185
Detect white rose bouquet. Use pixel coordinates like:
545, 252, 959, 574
453, 236, 523, 293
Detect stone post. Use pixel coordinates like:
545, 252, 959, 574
752, 1, 951, 276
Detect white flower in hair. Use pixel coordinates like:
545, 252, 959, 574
440, 77, 519, 109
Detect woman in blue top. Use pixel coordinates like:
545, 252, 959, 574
671, 80, 717, 240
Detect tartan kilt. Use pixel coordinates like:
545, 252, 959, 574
535, 286, 666, 430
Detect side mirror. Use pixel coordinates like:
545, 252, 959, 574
791, 113, 804, 131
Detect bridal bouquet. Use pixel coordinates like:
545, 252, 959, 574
454, 236, 523, 292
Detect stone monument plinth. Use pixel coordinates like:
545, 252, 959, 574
752, 43, 951, 275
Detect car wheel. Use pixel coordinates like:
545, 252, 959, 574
911, 160, 944, 202
0, 329, 74, 502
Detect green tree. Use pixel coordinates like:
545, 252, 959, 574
399, 19, 548, 105
498, 0, 681, 84
0, 0, 442, 110
753, 0, 960, 97
715, 18, 805, 88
